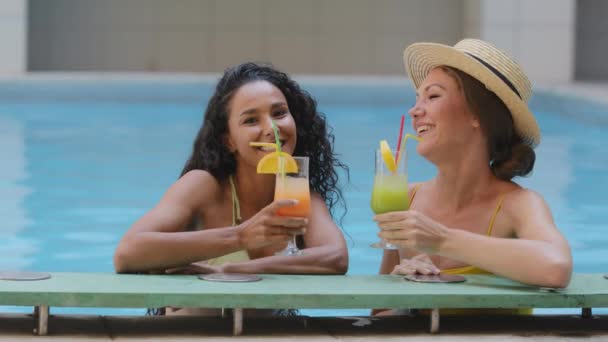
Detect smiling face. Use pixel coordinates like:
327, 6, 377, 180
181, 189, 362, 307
408, 67, 481, 161
225, 80, 297, 169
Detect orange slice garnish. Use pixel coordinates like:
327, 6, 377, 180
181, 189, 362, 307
380, 140, 397, 173
256, 152, 299, 174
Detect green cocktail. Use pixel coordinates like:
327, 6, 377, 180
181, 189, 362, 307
371, 174, 409, 214
370, 134, 421, 249
370, 146, 409, 249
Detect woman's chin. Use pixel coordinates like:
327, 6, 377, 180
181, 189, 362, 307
416, 143, 432, 158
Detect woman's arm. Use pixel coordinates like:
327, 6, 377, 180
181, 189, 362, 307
222, 193, 349, 275
379, 250, 400, 275
378, 189, 572, 288
440, 189, 572, 288
114, 170, 304, 273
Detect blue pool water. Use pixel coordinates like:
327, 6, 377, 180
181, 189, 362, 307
1, 77, 607, 316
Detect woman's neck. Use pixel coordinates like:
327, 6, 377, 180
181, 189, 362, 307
432, 147, 496, 213
232, 166, 275, 211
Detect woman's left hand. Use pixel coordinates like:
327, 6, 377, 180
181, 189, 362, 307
165, 261, 223, 275
374, 210, 450, 254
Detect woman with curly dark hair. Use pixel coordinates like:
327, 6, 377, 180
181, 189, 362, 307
113, 63, 349, 308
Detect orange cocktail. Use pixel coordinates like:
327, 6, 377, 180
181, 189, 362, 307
275, 176, 311, 217
274, 156, 310, 256
252, 121, 310, 256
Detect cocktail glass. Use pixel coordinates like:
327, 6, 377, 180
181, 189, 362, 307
274, 156, 311, 256
370, 148, 409, 249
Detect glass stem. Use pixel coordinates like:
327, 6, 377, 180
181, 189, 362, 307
288, 235, 298, 250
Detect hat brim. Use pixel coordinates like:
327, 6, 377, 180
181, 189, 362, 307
404, 42, 540, 147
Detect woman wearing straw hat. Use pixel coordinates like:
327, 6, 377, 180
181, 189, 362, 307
374, 39, 572, 307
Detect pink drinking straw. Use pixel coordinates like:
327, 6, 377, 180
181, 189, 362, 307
395, 114, 405, 161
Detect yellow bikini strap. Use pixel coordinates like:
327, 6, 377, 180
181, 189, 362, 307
486, 194, 506, 236
409, 183, 422, 204
228, 175, 242, 225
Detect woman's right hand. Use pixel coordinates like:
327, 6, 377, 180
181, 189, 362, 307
391, 254, 440, 275
236, 199, 308, 250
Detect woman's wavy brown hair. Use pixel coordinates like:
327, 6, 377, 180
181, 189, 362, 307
440, 66, 535, 180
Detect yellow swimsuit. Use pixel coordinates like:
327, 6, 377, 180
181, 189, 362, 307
166, 175, 249, 316
205, 175, 250, 266
409, 185, 532, 315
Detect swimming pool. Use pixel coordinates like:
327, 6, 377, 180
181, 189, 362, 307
1, 76, 607, 316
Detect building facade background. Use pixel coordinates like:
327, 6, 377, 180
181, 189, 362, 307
1, 0, 606, 84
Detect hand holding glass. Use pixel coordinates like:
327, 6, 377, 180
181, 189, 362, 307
370, 149, 409, 249
274, 156, 311, 256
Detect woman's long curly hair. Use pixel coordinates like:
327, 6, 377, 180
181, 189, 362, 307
181, 62, 349, 220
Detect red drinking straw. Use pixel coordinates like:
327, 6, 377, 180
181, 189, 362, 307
395, 114, 405, 161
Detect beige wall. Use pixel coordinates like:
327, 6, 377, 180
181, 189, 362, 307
28, 0, 463, 74
575, 0, 608, 80
0, 0, 26, 76
464, 0, 575, 84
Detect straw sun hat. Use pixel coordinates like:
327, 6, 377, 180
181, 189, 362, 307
404, 39, 540, 147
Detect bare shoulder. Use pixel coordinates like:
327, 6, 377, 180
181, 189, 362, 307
501, 185, 554, 225
168, 170, 223, 207
179, 170, 221, 189
309, 192, 340, 222
502, 186, 548, 210
310, 191, 330, 211
306, 191, 345, 248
